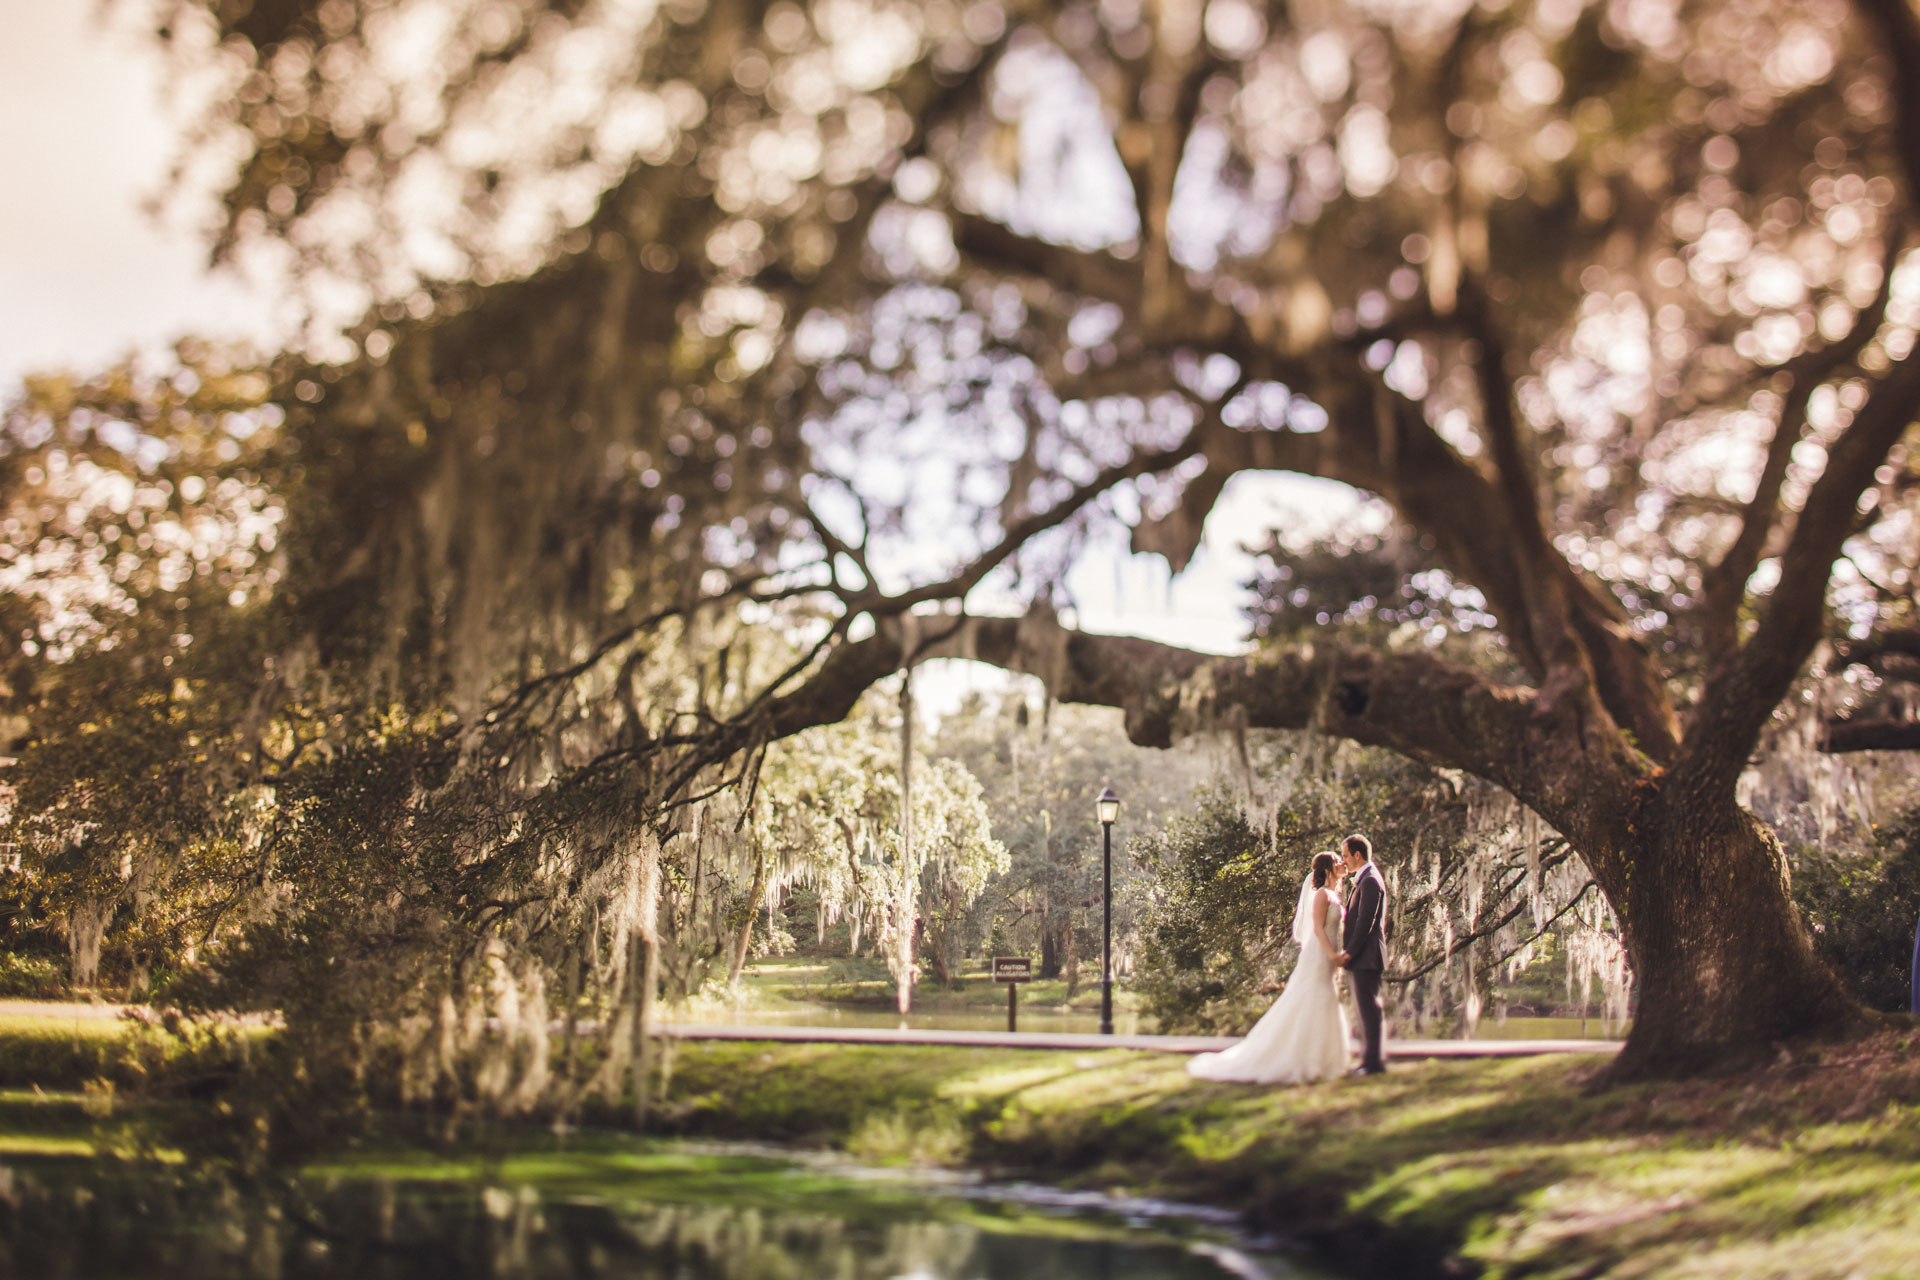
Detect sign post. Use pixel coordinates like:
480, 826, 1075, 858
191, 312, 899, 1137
991, 956, 1033, 1032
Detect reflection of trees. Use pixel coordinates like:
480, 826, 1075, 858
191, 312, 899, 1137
7, 1159, 1237, 1280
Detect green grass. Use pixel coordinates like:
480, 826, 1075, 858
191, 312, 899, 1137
0, 1010, 255, 1094
654, 1034, 1920, 1279
724, 956, 1140, 1017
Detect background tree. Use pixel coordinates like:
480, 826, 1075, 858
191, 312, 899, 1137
1133, 740, 1607, 1037
0, 353, 288, 989
753, 689, 1007, 1011
930, 690, 1212, 989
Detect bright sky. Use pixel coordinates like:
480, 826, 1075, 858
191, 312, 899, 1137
0, 0, 1362, 717
0, 0, 281, 396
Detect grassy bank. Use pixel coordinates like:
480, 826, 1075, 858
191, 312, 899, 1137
7, 1009, 1920, 1277
654, 1034, 1920, 1279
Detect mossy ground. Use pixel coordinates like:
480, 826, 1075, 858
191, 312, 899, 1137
654, 1032, 1920, 1279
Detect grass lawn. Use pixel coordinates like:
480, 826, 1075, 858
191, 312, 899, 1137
654, 1031, 1920, 1279
718, 955, 1142, 1018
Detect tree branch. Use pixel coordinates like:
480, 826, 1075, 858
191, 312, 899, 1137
1698, 233, 1905, 661
953, 213, 1677, 757
1688, 344, 1920, 786
1856, 0, 1920, 202
1389, 880, 1596, 986
1820, 716, 1920, 753
1831, 627, 1920, 674
928, 614, 1638, 845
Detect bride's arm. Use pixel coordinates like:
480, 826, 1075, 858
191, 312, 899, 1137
1312, 891, 1338, 959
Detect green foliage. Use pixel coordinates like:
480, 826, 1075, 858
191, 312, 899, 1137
0, 952, 66, 1000
1, 351, 290, 991
755, 693, 1009, 1007
930, 694, 1211, 986
0, 1012, 249, 1095
1792, 814, 1920, 1013
1133, 742, 1602, 1036
1132, 789, 1313, 1034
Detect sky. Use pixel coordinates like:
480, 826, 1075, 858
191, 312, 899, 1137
0, 0, 1362, 719
0, 0, 280, 395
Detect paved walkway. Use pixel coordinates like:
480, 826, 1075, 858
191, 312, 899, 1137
660, 1023, 1622, 1059
0, 1001, 1622, 1060
0, 999, 127, 1020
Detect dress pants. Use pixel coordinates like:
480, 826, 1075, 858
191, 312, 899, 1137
1350, 967, 1385, 1071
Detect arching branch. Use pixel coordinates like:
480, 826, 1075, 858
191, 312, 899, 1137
1688, 346, 1920, 788
1698, 233, 1905, 662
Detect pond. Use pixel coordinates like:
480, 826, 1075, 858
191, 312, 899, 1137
0, 1136, 1337, 1280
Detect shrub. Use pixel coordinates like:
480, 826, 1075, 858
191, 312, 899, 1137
0, 950, 67, 1000
1792, 820, 1920, 1013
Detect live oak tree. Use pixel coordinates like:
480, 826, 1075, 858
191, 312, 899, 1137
119, 0, 1920, 1083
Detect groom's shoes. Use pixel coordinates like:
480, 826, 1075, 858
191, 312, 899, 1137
1349, 1065, 1387, 1077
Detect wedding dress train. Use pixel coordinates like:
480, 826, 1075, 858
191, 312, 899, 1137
1187, 891, 1351, 1085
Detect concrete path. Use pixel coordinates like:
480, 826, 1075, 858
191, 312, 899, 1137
660, 1023, 1623, 1059
0, 1001, 1622, 1060
0, 999, 128, 1020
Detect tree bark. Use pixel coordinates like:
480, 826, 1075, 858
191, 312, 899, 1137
1607, 774, 1862, 1076
1038, 898, 1060, 979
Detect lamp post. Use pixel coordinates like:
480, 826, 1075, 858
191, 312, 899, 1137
1096, 786, 1120, 1035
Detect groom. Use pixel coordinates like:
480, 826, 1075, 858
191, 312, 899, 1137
1335, 833, 1388, 1076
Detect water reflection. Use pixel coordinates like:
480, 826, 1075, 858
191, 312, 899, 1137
0, 1153, 1323, 1280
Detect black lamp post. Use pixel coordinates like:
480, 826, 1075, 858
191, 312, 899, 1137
1096, 785, 1120, 1035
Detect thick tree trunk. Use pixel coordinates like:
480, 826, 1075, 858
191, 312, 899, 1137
924, 909, 953, 986
1605, 780, 1862, 1077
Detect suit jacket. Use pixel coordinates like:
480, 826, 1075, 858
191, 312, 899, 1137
1342, 863, 1387, 972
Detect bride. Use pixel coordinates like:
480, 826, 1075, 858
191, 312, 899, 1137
1187, 851, 1352, 1084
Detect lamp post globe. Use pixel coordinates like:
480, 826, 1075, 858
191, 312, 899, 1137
1096, 787, 1119, 1035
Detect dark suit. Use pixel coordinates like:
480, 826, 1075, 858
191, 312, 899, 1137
1342, 863, 1388, 1072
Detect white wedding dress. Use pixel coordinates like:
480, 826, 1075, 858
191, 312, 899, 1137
1187, 884, 1351, 1084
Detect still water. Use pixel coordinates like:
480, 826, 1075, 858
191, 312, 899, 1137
1, 1139, 1333, 1279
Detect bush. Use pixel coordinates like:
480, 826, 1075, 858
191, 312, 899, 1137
0, 950, 68, 1000
1133, 789, 1314, 1034
1792, 820, 1920, 1013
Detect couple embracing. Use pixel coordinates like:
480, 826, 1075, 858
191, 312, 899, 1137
1188, 834, 1388, 1085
